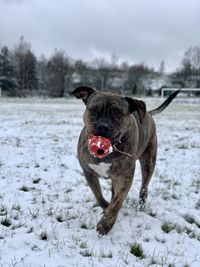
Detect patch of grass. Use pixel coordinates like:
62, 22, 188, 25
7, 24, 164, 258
1, 217, 12, 227
0, 205, 7, 216
65, 188, 72, 193
56, 215, 64, 222
184, 214, 200, 228
34, 163, 40, 168
195, 199, 200, 210
80, 218, 95, 230
98, 249, 113, 262
191, 178, 200, 190
148, 210, 157, 217
155, 235, 166, 244
40, 231, 48, 241
32, 178, 41, 184
130, 243, 145, 259
177, 144, 188, 149
184, 214, 196, 224
161, 221, 199, 240
81, 223, 88, 229
80, 241, 87, 249
80, 249, 92, 257
171, 193, 179, 200
12, 203, 21, 211
31, 245, 40, 252
161, 222, 176, 233
47, 208, 53, 216
102, 251, 112, 258
19, 185, 30, 192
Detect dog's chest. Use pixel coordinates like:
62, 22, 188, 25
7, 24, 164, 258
88, 162, 112, 179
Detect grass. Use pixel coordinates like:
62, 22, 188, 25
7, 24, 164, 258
32, 178, 41, 184
161, 221, 200, 240
56, 214, 65, 222
184, 214, 200, 228
12, 203, 21, 211
195, 199, 200, 209
0, 205, 7, 216
19, 185, 30, 192
40, 231, 48, 241
79, 241, 87, 249
80, 249, 93, 257
177, 144, 188, 149
155, 235, 166, 244
1, 217, 12, 227
161, 222, 176, 233
130, 243, 145, 259
191, 178, 200, 190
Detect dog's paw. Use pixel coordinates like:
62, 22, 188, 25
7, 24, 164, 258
139, 198, 146, 211
96, 216, 114, 235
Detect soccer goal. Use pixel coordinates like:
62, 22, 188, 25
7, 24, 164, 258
161, 88, 200, 98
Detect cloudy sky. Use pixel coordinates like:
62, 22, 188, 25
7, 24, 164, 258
0, 0, 200, 72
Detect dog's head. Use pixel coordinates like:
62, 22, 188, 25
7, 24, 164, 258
71, 86, 146, 143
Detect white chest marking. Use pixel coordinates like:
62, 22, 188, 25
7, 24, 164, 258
88, 162, 112, 178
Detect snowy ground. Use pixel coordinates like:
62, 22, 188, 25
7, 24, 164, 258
0, 97, 200, 267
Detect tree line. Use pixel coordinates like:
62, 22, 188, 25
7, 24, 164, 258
0, 36, 200, 97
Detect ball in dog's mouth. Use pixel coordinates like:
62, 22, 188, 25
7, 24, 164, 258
88, 135, 113, 158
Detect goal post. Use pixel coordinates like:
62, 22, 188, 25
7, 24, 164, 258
161, 88, 200, 98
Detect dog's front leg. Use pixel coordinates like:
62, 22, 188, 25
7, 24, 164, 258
84, 170, 109, 209
97, 173, 134, 235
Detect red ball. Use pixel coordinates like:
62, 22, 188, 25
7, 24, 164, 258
88, 135, 113, 159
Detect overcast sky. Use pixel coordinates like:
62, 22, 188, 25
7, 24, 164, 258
0, 0, 200, 72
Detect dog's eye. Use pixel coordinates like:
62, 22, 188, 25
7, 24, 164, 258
89, 106, 101, 117
112, 108, 122, 115
111, 108, 123, 119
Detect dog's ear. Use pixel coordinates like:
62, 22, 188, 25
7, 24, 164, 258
124, 97, 146, 123
71, 86, 96, 104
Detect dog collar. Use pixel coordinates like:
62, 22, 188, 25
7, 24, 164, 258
113, 141, 133, 158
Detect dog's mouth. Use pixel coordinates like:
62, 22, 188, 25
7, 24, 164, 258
96, 148, 105, 155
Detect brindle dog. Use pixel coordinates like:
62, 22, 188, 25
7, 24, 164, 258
71, 86, 179, 235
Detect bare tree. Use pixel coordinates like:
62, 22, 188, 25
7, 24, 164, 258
14, 36, 38, 95
46, 49, 73, 97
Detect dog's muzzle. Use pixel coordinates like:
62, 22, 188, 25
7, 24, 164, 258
94, 122, 111, 139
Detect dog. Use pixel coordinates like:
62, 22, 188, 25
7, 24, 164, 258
71, 86, 180, 235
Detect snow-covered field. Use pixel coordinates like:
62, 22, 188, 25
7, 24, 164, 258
0, 97, 200, 267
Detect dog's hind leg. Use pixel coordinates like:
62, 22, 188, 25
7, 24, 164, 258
139, 134, 157, 207
84, 170, 109, 210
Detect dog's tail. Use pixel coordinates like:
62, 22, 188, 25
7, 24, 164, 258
149, 89, 180, 116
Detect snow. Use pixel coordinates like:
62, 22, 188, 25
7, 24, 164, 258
0, 97, 200, 267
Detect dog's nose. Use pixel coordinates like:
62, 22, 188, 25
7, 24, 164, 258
95, 122, 110, 138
